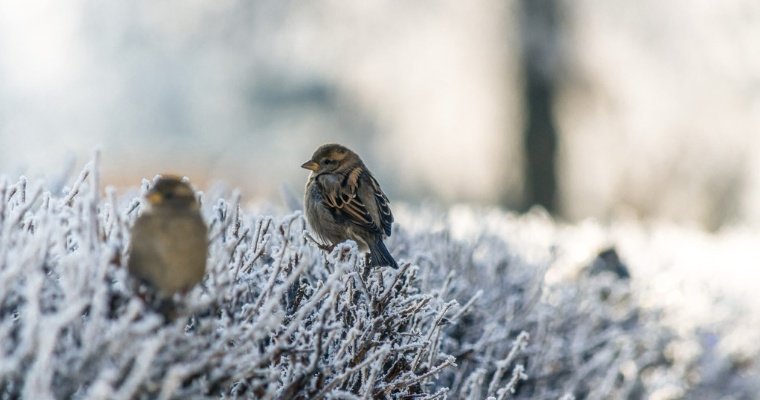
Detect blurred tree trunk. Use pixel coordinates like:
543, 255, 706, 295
518, 0, 561, 213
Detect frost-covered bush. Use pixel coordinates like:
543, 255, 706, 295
0, 160, 704, 399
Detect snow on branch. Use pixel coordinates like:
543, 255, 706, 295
0, 160, 693, 399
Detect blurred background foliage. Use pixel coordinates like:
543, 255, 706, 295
0, 0, 758, 229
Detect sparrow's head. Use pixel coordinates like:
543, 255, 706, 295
146, 176, 199, 211
301, 144, 360, 174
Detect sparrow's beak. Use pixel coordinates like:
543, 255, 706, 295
146, 191, 163, 205
301, 160, 319, 171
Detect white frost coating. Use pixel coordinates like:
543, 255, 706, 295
0, 159, 753, 399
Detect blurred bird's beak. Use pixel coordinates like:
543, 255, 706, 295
301, 160, 319, 171
147, 191, 163, 205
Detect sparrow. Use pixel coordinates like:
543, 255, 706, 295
128, 176, 208, 311
302, 144, 398, 268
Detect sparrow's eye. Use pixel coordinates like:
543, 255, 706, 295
323, 159, 335, 165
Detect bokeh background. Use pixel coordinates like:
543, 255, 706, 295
1, 0, 759, 229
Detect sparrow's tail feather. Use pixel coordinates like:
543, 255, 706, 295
369, 240, 398, 269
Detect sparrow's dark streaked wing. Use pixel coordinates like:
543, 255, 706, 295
318, 169, 383, 235
368, 174, 393, 237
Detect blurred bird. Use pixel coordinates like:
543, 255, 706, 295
128, 176, 208, 316
302, 144, 398, 268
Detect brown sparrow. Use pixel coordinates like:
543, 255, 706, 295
302, 144, 398, 268
128, 176, 208, 306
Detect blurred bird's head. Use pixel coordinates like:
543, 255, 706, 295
145, 176, 199, 211
301, 144, 360, 174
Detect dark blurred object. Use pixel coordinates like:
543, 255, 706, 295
519, 0, 562, 213
587, 247, 631, 280
128, 177, 208, 321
